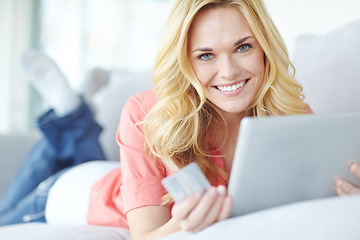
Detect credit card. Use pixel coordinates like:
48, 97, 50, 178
161, 162, 211, 202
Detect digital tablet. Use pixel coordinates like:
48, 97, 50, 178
228, 111, 360, 217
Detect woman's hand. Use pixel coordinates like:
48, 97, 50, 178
335, 162, 360, 195
171, 185, 232, 232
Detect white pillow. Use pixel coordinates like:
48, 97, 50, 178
292, 20, 360, 114
45, 161, 120, 224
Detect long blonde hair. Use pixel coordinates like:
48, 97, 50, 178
143, 0, 308, 200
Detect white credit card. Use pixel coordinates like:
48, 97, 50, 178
161, 162, 211, 203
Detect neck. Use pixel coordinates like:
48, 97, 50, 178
211, 108, 253, 174
221, 108, 252, 131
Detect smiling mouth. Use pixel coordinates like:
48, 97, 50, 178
215, 79, 249, 92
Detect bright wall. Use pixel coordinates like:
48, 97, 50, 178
265, 0, 360, 57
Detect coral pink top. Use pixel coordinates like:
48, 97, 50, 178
86, 89, 313, 228
87, 90, 225, 228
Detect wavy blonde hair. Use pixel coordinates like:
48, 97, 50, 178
143, 0, 308, 201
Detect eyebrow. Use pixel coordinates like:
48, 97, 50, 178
233, 36, 253, 46
192, 36, 253, 53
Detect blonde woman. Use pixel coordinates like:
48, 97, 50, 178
117, 0, 309, 237
88, 0, 360, 239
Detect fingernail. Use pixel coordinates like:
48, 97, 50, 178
337, 179, 350, 191
217, 185, 226, 196
193, 192, 201, 200
207, 187, 216, 197
350, 162, 360, 174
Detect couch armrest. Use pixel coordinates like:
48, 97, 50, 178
0, 132, 40, 199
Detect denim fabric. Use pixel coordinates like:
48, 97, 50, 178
0, 169, 67, 225
0, 99, 106, 225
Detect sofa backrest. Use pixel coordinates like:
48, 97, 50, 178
93, 71, 153, 161
292, 20, 360, 114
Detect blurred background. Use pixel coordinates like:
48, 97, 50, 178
0, 0, 359, 134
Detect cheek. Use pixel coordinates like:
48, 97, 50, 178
247, 53, 265, 79
192, 64, 215, 87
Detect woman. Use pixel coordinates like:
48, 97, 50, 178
2, 0, 359, 238
96, 0, 359, 239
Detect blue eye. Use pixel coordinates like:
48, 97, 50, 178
237, 44, 251, 52
199, 53, 213, 60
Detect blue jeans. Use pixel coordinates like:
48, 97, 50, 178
0, 99, 106, 225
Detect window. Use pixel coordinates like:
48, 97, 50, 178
39, 0, 174, 88
0, 0, 37, 133
0, 0, 174, 133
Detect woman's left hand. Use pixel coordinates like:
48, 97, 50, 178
335, 162, 360, 195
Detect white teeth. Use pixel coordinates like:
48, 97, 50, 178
217, 81, 246, 92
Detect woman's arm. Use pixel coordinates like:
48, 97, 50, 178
126, 205, 179, 240
126, 186, 232, 240
335, 162, 360, 195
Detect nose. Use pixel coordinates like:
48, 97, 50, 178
219, 55, 241, 80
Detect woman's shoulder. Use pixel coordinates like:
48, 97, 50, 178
122, 89, 157, 119
134, 89, 157, 108
117, 89, 157, 144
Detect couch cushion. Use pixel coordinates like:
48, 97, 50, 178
292, 20, 360, 114
0, 223, 130, 240
159, 195, 360, 240
0, 133, 40, 199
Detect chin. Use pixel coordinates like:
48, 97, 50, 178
215, 103, 251, 117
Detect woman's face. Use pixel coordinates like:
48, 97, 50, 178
188, 6, 265, 116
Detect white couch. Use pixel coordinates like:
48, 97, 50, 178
1, 20, 360, 239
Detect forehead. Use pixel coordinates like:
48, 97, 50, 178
188, 6, 253, 46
